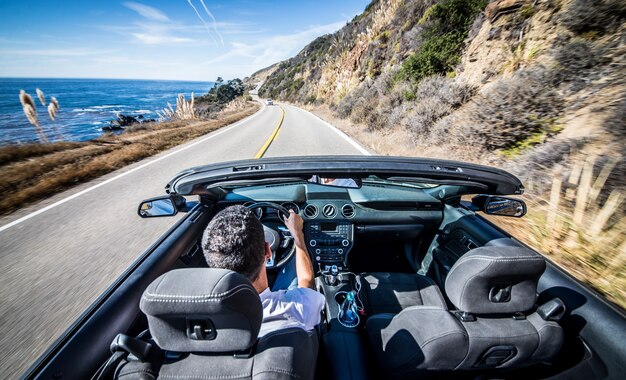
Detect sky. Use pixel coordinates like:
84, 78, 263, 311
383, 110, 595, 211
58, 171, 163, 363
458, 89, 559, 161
0, 0, 370, 81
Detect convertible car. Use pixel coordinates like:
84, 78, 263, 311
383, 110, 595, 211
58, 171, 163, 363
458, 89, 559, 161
24, 156, 626, 379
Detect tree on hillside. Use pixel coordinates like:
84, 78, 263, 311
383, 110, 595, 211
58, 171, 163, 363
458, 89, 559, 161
207, 78, 245, 103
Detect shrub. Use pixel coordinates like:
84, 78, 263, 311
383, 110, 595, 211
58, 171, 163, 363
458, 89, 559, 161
468, 67, 563, 151
605, 97, 626, 137
561, 0, 626, 35
401, 75, 476, 135
402, 96, 453, 135
414, 75, 475, 108
400, 33, 462, 82
555, 39, 600, 72
400, 0, 488, 82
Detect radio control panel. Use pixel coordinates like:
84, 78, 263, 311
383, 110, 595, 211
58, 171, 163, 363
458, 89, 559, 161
304, 221, 353, 271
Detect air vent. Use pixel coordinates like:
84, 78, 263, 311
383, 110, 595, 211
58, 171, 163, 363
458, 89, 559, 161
322, 204, 337, 218
303, 204, 318, 218
341, 204, 355, 218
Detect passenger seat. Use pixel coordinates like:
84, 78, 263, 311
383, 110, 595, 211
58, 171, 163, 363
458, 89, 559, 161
365, 246, 564, 378
359, 272, 447, 315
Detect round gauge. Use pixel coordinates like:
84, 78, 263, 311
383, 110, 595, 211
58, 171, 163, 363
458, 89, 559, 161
243, 202, 263, 219
281, 202, 300, 214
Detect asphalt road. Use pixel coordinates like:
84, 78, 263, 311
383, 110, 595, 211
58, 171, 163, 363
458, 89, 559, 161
0, 100, 368, 378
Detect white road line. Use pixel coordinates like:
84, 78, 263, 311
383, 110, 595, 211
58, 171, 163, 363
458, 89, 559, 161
0, 107, 266, 234
290, 104, 371, 156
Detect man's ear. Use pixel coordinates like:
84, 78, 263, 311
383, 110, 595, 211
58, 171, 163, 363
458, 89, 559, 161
265, 242, 272, 259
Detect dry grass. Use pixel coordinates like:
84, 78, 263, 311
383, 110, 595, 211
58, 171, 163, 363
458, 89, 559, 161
0, 103, 259, 215
489, 156, 625, 309
219, 97, 251, 114
157, 93, 197, 120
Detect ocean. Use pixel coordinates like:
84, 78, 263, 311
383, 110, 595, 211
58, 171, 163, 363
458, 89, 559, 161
0, 78, 214, 145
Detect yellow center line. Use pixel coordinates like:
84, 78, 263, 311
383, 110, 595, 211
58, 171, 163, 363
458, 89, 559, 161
254, 105, 285, 159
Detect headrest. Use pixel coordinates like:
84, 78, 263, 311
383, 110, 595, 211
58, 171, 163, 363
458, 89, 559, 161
444, 246, 545, 314
140, 268, 262, 352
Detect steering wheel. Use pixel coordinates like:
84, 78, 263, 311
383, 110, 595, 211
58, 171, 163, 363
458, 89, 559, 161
246, 202, 296, 270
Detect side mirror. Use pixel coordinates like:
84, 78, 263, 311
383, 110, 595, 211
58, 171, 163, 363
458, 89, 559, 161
138, 196, 185, 218
472, 195, 527, 218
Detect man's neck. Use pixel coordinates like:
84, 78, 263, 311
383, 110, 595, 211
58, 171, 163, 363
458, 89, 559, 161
253, 281, 269, 294
253, 265, 270, 294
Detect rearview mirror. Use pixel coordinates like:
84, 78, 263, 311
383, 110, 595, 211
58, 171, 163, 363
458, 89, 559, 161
308, 176, 361, 189
472, 195, 526, 218
138, 196, 183, 217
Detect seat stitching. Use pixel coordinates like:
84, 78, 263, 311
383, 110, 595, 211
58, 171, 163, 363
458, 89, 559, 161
471, 332, 539, 339
143, 287, 256, 303
118, 369, 158, 378
255, 368, 303, 378
401, 306, 447, 311
447, 256, 543, 284
420, 330, 469, 348
145, 284, 252, 299
158, 374, 250, 379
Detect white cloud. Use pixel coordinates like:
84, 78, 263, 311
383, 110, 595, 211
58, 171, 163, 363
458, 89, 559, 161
115, 3, 201, 46
131, 33, 193, 44
123, 2, 169, 22
201, 21, 345, 72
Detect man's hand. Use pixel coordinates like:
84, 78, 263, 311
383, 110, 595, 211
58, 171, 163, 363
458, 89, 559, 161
284, 210, 315, 288
284, 210, 305, 248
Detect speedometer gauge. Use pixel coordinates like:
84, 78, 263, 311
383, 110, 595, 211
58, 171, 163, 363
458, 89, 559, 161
242, 202, 263, 219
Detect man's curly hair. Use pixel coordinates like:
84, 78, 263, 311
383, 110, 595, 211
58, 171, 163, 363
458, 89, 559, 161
202, 205, 265, 280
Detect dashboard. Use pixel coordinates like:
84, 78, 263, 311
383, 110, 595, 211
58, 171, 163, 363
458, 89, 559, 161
216, 182, 444, 272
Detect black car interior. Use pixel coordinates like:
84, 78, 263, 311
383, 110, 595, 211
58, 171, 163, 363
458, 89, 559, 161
26, 179, 626, 380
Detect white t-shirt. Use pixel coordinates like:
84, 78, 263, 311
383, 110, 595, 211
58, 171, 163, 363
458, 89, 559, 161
258, 287, 326, 337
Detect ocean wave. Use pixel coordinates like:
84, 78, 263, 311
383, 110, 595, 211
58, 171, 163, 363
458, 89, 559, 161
92, 105, 123, 109
132, 110, 154, 114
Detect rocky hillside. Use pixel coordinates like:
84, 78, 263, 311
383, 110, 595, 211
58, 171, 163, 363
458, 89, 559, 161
255, 0, 624, 185
252, 0, 626, 307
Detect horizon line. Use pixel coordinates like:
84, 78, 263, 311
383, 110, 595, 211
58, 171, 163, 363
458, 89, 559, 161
0, 76, 233, 83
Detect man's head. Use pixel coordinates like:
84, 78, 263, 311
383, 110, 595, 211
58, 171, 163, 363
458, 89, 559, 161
202, 205, 266, 281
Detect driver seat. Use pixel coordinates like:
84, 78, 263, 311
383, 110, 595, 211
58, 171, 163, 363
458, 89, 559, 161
117, 268, 318, 379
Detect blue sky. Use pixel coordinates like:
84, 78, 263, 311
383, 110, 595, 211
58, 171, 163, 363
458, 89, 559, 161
0, 0, 370, 81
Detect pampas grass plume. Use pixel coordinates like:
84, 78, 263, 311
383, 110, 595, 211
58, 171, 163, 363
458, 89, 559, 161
19, 90, 39, 126
47, 96, 59, 121
19, 89, 48, 142
48, 103, 57, 121
36, 88, 46, 106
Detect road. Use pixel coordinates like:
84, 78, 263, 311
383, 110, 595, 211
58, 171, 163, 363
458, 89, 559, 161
0, 100, 369, 377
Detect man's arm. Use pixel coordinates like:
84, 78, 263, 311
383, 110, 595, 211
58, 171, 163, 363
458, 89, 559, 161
284, 210, 315, 289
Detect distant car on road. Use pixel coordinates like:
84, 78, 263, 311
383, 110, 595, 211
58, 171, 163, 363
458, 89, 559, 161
266, 98, 273, 105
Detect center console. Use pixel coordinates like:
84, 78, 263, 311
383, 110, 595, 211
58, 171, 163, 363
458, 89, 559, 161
315, 270, 374, 380
304, 221, 353, 272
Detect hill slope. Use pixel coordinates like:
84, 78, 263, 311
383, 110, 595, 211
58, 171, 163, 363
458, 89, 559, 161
252, 0, 626, 307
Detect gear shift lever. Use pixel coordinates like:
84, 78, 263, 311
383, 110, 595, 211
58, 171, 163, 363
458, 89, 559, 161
326, 265, 339, 286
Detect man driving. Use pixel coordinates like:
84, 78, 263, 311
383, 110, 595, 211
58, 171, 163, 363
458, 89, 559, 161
202, 205, 324, 336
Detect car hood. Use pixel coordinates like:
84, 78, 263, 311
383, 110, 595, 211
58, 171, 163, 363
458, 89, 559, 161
165, 156, 524, 197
